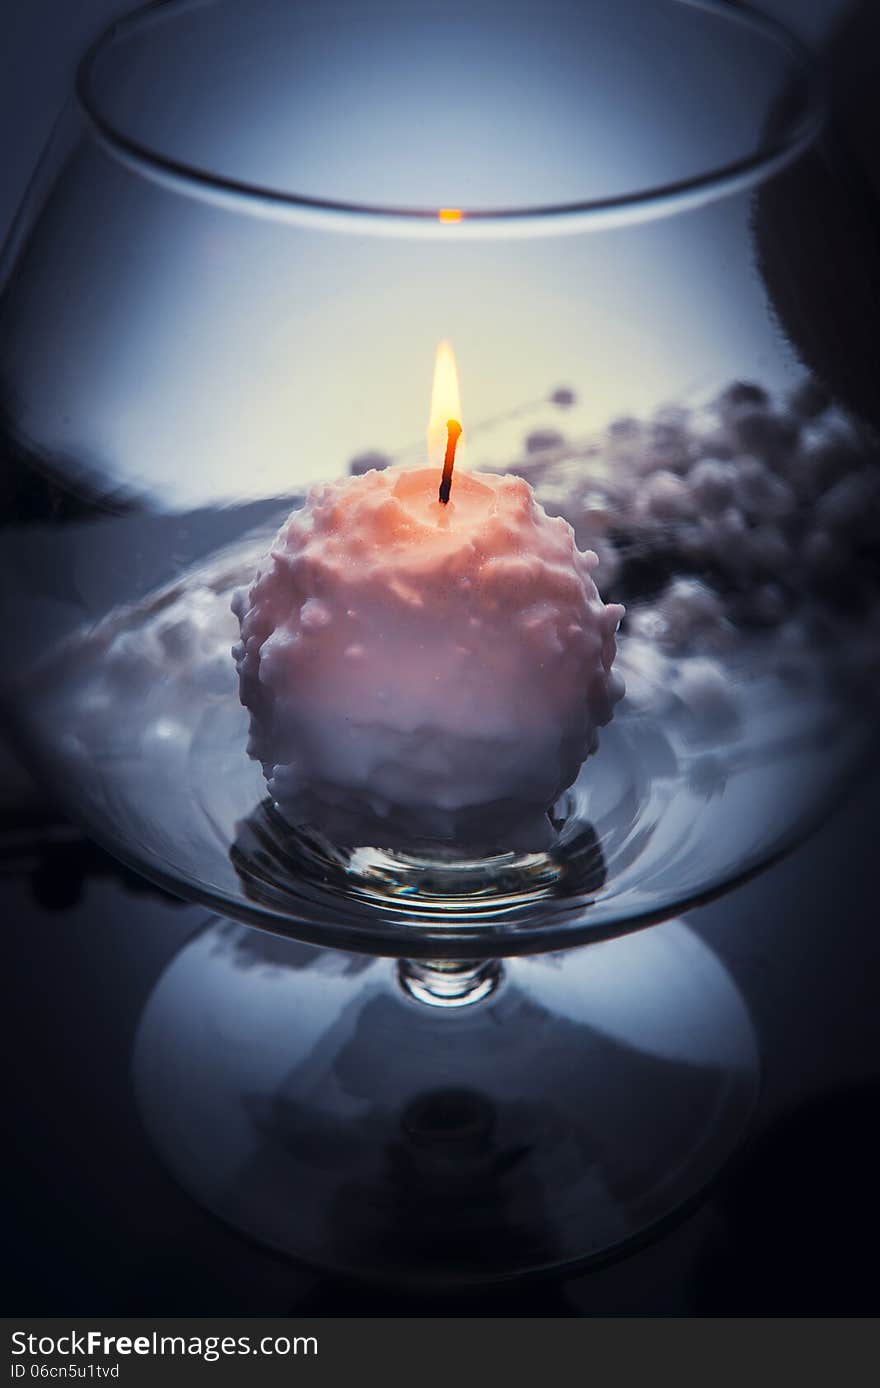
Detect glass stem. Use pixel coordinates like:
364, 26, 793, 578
397, 957, 502, 1008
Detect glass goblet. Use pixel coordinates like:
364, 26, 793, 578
1, 0, 876, 1282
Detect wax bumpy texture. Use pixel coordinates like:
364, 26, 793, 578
232, 467, 624, 851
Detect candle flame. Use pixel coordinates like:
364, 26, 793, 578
427, 340, 464, 469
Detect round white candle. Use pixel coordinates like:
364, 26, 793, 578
232, 465, 624, 852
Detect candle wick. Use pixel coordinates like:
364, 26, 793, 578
438, 419, 462, 504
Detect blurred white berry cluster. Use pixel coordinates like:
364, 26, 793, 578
498, 379, 879, 710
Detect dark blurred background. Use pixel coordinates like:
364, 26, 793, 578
3, 0, 880, 1314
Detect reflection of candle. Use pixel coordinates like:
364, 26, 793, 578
233, 343, 624, 851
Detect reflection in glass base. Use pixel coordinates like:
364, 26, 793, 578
230, 793, 608, 937
134, 916, 758, 1285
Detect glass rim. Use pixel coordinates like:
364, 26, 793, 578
75, 0, 827, 238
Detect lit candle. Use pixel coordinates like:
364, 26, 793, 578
232, 343, 625, 852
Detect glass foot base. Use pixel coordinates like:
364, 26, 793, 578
133, 917, 758, 1285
